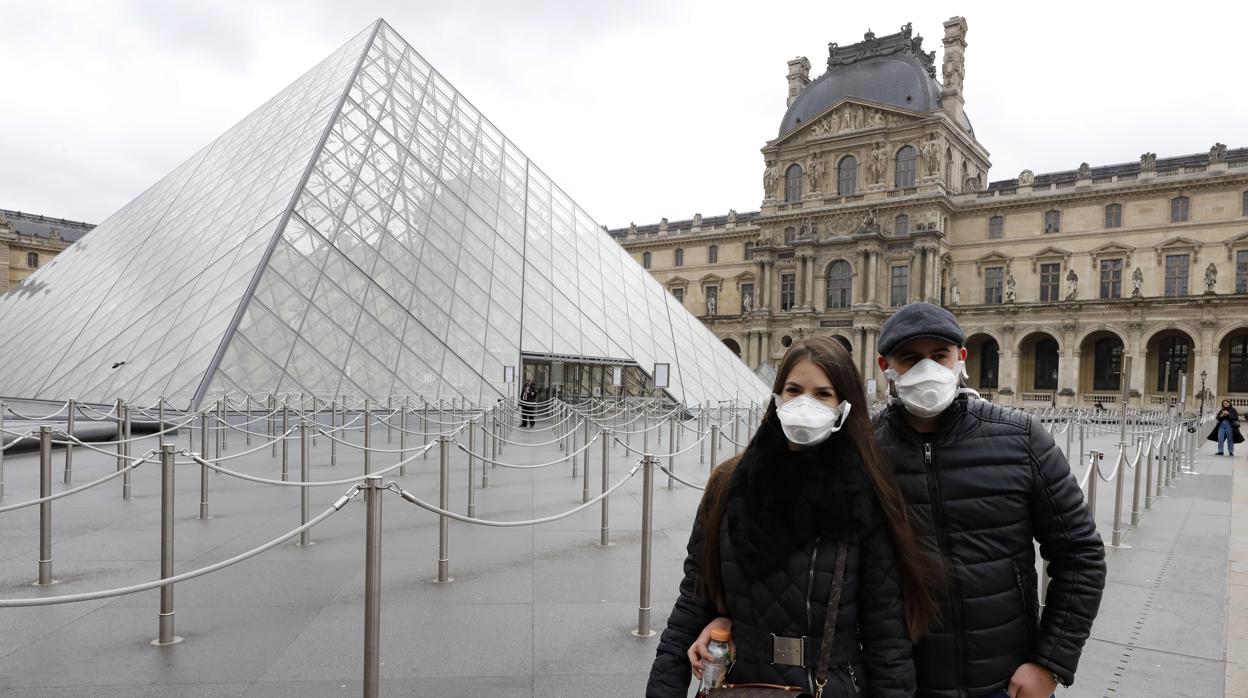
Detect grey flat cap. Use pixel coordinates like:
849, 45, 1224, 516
877, 302, 965, 357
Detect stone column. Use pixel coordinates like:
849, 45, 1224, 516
1060, 329, 1080, 406
762, 261, 772, 309
858, 250, 869, 302
866, 328, 881, 397
796, 255, 806, 307
808, 256, 818, 309
1200, 320, 1219, 402
1000, 350, 1019, 404
868, 251, 879, 305
762, 331, 773, 366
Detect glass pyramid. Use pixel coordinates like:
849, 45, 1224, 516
0, 20, 767, 410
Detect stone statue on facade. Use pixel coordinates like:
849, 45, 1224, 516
1205, 262, 1218, 294
949, 277, 960, 306
1065, 268, 1079, 300
1077, 162, 1091, 179
727, 209, 737, 225
742, 288, 753, 313
800, 217, 816, 238
1131, 266, 1144, 297
707, 293, 717, 316
658, 217, 669, 234
1140, 152, 1157, 171
763, 162, 779, 199
692, 213, 702, 228
1005, 273, 1016, 304
1018, 169, 1035, 186
838, 106, 855, 132
862, 208, 879, 230
1210, 142, 1228, 164
921, 135, 943, 178
808, 153, 825, 193
941, 45, 965, 93
628, 222, 637, 236
868, 141, 889, 185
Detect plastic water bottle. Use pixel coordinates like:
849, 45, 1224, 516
697, 628, 732, 695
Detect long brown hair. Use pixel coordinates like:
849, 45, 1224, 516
697, 335, 941, 639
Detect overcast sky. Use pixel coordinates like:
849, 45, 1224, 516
2, 0, 1244, 230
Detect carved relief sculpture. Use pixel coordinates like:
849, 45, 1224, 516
1018, 169, 1035, 186
941, 44, 964, 93
1205, 262, 1218, 294
868, 141, 889, 186
1140, 152, 1157, 171
921, 135, 943, 178
1065, 268, 1079, 300
1210, 142, 1228, 164
949, 277, 960, 306
1077, 162, 1091, 179
1131, 266, 1144, 297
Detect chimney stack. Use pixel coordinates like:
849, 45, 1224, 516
786, 56, 811, 107
941, 17, 968, 125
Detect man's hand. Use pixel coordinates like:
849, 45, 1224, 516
1007, 662, 1058, 697
687, 617, 733, 680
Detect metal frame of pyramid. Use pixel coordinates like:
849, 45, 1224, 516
0, 20, 768, 410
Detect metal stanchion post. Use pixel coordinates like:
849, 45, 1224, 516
632, 453, 656, 637
436, 436, 452, 583
298, 421, 311, 545
571, 415, 579, 479
219, 399, 227, 453
364, 400, 372, 477
0, 401, 6, 498
199, 411, 209, 519
116, 398, 125, 472
330, 399, 338, 467
483, 409, 492, 489
467, 418, 476, 518
400, 398, 408, 476
64, 398, 76, 483
153, 444, 181, 645
600, 429, 611, 545
1145, 429, 1156, 510
362, 475, 382, 698
1110, 448, 1129, 548
667, 417, 676, 490
422, 402, 429, 460
245, 395, 252, 447
387, 397, 393, 444
281, 402, 289, 482
582, 424, 592, 503
699, 410, 706, 464
709, 424, 719, 469
1086, 450, 1102, 522
583, 417, 590, 479
269, 395, 277, 457
310, 396, 318, 448
37, 425, 54, 586
122, 403, 133, 500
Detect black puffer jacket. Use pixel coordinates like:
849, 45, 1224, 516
647, 420, 914, 697
873, 397, 1106, 698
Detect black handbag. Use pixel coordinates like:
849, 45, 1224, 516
708, 540, 851, 698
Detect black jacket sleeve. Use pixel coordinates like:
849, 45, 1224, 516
856, 512, 916, 697
1025, 417, 1107, 686
646, 512, 716, 698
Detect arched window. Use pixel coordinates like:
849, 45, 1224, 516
673, 248, 684, 267
988, 216, 1004, 239
1035, 338, 1059, 390
1229, 333, 1248, 392
895, 146, 917, 188
26, 252, 39, 269
837, 156, 858, 196
1104, 204, 1122, 228
1155, 335, 1191, 391
826, 260, 852, 309
642, 251, 651, 269
707, 244, 718, 264
894, 214, 909, 237
944, 148, 954, 190
1170, 196, 1190, 222
785, 164, 803, 202
1093, 337, 1124, 391
979, 340, 1000, 389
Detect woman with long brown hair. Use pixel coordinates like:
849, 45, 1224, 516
647, 336, 939, 697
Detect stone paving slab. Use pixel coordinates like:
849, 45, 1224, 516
0, 413, 1234, 696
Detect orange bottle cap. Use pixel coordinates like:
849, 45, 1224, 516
709, 628, 731, 643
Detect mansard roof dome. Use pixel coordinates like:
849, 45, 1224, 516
778, 25, 974, 137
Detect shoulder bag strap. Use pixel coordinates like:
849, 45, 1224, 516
813, 540, 851, 692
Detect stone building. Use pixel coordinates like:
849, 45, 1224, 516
0, 209, 93, 292
611, 18, 1248, 409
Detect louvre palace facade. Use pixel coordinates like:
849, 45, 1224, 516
610, 17, 1248, 409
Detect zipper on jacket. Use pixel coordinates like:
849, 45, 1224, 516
922, 439, 968, 697
805, 537, 820, 693
845, 662, 860, 694
1012, 561, 1036, 629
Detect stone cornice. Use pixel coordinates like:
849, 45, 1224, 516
955, 169, 1248, 214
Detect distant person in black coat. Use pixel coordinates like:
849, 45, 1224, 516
519, 381, 537, 428
1209, 400, 1242, 456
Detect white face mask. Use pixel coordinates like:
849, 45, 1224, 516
772, 393, 851, 447
885, 358, 963, 418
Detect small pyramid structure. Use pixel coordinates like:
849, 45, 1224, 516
0, 20, 767, 410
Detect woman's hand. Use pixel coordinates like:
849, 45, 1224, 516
687, 617, 733, 680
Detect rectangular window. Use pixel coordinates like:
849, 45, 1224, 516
984, 266, 1004, 305
1170, 197, 1190, 222
1242, 191, 1248, 217
743, 242, 753, 261
27, 252, 39, 269
1099, 259, 1122, 299
740, 283, 754, 313
1044, 210, 1061, 233
988, 216, 1003, 239
671, 287, 684, 305
890, 266, 910, 307
895, 215, 909, 237
1164, 254, 1189, 296
1040, 263, 1061, 303
708, 246, 718, 264
1237, 250, 1248, 294
1104, 205, 1122, 228
780, 273, 796, 311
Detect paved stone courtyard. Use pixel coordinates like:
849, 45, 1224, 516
0, 408, 1235, 696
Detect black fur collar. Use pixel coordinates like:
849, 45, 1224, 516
726, 415, 874, 581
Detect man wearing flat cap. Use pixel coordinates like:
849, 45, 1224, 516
873, 302, 1106, 698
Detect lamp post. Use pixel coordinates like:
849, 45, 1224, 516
1199, 370, 1208, 420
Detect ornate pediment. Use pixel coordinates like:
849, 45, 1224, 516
1030, 246, 1072, 272
667, 276, 689, 287
974, 251, 1012, 277
1225, 231, 1248, 261
1154, 236, 1202, 265
770, 99, 924, 148
1089, 242, 1135, 268
699, 273, 724, 286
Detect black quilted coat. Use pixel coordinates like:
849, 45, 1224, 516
873, 397, 1106, 698
647, 419, 914, 697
